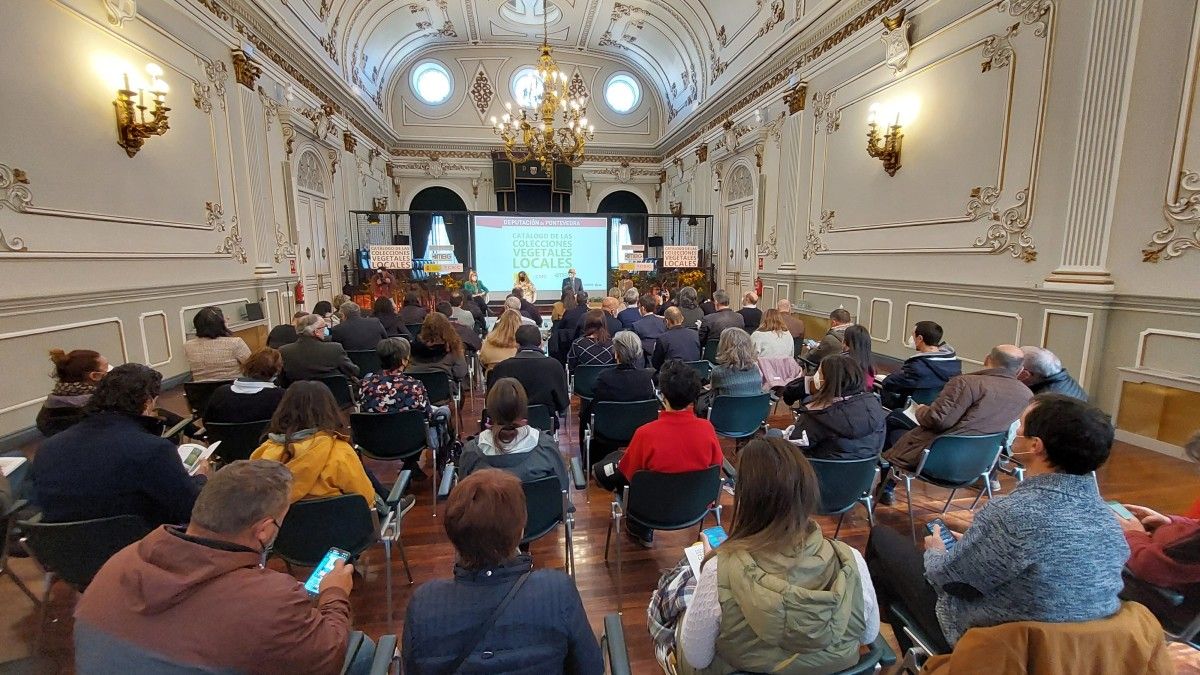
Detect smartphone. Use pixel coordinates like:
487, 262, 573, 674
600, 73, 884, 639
925, 518, 956, 551
1107, 501, 1134, 520
304, 547, 350, 596
701, 526, 728, 549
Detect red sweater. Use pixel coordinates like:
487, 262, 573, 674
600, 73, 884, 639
618, 409, 724, 478
1124, 516, 1200, 590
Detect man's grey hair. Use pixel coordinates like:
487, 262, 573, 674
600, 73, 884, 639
296, 314, 323, 336
776, 299, 792, 312
1021, 346, 1062, 378
716, 326, 756, 370
191, 460, 292, 534
339, 302, 361, 319
504, 296, 522, 311
712, 289, 730, 307
623, 288, 639, 304
612, 330, 643, 364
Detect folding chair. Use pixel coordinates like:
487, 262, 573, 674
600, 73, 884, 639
522, 476, 575, 576
702, 339, 721, 364
810, 456, 880, 538
1, 500, 36, 604
340, 631, 398, 675
204, 419, 270, 464
707, 393, 772, 450
1120, 568, 1200, 648
314, 374, 356, 410
408, 370, 462, 436
601, 613, 632, 675
526, 404, 558, 440
347, 350, 383, 376
571, 364, 614, 404
184, 380, 233, 420
606, 466, 722, 613
887, 432, 1006, 540
584, 399, 660, 471
350, 411, 434, 513
683, 359, 712, 382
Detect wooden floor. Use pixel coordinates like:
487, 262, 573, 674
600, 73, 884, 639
3, 384, 1200, 673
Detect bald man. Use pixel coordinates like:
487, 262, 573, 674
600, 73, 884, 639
883, 344, 1033, 473
776, 299, 806, 339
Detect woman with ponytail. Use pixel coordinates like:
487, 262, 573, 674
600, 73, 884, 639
458, 378, 568, 491
37, 348, 110, 437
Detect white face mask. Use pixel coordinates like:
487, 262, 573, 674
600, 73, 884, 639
812, 369, 824, 391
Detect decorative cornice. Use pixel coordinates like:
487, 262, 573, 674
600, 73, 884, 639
231, 48, 261, 90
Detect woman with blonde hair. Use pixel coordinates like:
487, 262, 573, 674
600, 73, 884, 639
697, 327, 762, 417
751, 309, 793, 358
515, 270, 537, 303
677, 437, 878, 674
479, 309, 523, 373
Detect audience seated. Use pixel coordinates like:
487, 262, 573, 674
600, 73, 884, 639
277, 314, 360, 385
372, 297, 412, 339
403, 469, 602, 673
436, 301, 482, 352
31, 364, 206, 527
568, 309, 616, 372
205, 347, 286, 424
879, 321, 961, 409
36, 348, 109, 437
479, 309, 522, 373
786, 355, 886, 460
596, 296, 624, 337
592, 361, 723, 546
585, 331, 657, 460
776, 299, 806, 339
358, 337, 448, 474
398, 292, 428, 326
505, 295, 539, 326
551, 290, 574, 323
631, 294, 668, 362
183, 306, 251, 381
1019, 346, 1087, 401
510, 287, 542, 325
330, 302, 388, 352
266, 311, 307, 349
880, 345, 1032, 503
867, 394, 1128, 653
804, 308, 853, 365
559, 291, 588, 335
251, 382, 380, 506
617, 288, 642, 329
698, 290, 745, 345
459, 380, 568, 491
408, 312, 469, 383
750, 309, 792, 358
447, 291, 475, 328
697, 327, 763, 417
312, 300, 339, 328
678, 437, 879, 674
700, 295, 717, 316
75, 460, 373, 675
651, 307, 701, 370
737, 291, 762, 333
842, 324, 877, 391
487, 326, 568, 422
676, 287, 705, 330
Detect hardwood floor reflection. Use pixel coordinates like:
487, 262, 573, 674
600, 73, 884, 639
3, 385, 1200, 673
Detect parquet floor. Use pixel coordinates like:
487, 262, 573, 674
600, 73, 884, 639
2, 384, 1199, 674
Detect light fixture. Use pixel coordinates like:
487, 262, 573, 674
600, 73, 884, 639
866, 104, 902, 176
367, 212, 381, 225
115, 63, 170, 157
489, 0, 594, 172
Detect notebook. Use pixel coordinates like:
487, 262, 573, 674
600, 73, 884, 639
0, 456, 26, 477
177, 441, 219, 475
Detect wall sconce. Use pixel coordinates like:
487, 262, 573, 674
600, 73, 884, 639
115, 63, 170, 157
866, 106, 902, 176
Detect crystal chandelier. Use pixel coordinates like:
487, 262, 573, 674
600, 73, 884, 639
490, 0, 594, 172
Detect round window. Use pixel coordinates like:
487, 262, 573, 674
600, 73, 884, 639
410, 61, 453, 105
605, 73, 640, 113
511, 66, 544, 108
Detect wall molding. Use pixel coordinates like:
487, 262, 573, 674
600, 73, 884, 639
1133, 328, 1200, 374
138, 310, 173, 368
799, 289, 862, 320
901, 301, 1024, 364
177, 298, 251, 345
0, 317, 129, 415
0, 277, 296, 318
1040, 309, 1094, 387
869, 297, 893, 343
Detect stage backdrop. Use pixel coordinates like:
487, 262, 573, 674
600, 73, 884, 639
473, 214, 608, 298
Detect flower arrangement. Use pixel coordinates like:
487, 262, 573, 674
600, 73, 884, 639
441, 274, 462, 290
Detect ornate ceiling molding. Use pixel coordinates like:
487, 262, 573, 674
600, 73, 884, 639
104, 0, 137, 28
193, 59, 228, 114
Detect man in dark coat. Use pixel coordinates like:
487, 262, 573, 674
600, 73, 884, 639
487, 326, 569, 419
278, 315, 360, 385
1020, 346, 1087, 401
651, 307, 701, 370
737, 292, 763, 334
879, 320, 962, 409
698, 289, 745, 345
330, 302, 388, 352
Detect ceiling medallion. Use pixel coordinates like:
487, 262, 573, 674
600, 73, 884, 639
489, 0, 594, 172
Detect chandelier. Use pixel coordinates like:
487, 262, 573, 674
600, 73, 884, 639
490, 0, 594, 171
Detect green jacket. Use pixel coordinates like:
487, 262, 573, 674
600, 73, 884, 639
678, 523, 867, 674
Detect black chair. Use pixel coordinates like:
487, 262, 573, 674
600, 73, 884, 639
204, 419, 270, 464
702, 339, 720, 363
314, 374, 356, 409
408, 370, 462, 433
810, 456, 880, 538
347, 350, 383, 376
184, 380, 233, 419
584, 399, 660, 470
521, 476, 574, 576
526, 404, 558, 439
350, 411, 434, 510
341, 631, 398, 675
606, 466, 722, 612
683, 359, 712, 382
887, 432, 1006, 540
405, 324, 424, 337
19, 514, 152, 644
1, 500, 36, 605
1120, 568, 1200, 648
571, 363, 614, 403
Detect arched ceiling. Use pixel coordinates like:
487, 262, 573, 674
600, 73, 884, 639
260, 0, 802, 139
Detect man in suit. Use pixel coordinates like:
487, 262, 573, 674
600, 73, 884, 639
507, 288, 542, 325
651, 307, 701, 370
487, 326, 569, 422
398, 292, 428, 326
436, 302, 482, 352
738, 292, 763, 333
631, 294, 667, 366
330, 302, 388, 352
278, 314, 360, 385
617, 288, 641, 329
561, 268, 583, 294
698, 289, 745, 345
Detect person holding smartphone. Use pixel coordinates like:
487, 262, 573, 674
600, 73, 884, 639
75, 460, 374, 674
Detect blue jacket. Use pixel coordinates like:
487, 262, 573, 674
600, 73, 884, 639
652, 326, 701, 370
31, 412, 204, 526
403, 555, 603, 674
616, 306, 641, 329
880, 346, 961, 406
